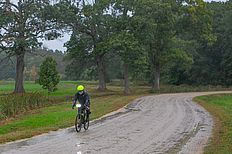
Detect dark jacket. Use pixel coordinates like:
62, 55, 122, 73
72, 91, 90, 108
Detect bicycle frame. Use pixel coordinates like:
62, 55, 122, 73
75, 103, 89, 132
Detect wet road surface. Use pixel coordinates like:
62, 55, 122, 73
0, 92, 230, 154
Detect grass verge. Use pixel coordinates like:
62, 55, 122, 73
1, 81, 232, 144
0, 93, 143, 144
194, 94, 232, 154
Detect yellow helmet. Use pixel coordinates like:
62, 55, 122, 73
77, 85, 84, 91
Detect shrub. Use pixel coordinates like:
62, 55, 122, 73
38, 57, 60, 93
0, 93, 58, 120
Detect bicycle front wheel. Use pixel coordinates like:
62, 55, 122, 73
75, 114, 81, 132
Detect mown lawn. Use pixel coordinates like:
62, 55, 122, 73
0, 81, 99, 96
0, 94, 143, 143
194, 94, 232, 154
1, 81, 231, 95
0, 81, 149, 143
1, 81, 232, 144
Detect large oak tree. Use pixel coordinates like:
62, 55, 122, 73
0, 0, 59, 93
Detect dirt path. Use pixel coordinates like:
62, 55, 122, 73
0, 92, 230, 154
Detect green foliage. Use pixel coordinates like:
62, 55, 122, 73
221, 7, 232, 86
186, 1, 232, 86
61, 0, 223, 88
38, 57, 60, 92
0, 0, 61, 50
181, 0, 216, 44
104, 53, 123, 80
64, 33, 95, 80
109, 31, 147, 77
133, 0, 179, 89
164, 49, 193, 85
1, 0, 232, 90
0, 0, 62, 93
56, 0, 113, 89
79, 67, 98, 81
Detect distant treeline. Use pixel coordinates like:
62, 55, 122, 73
0, 48, 67, 81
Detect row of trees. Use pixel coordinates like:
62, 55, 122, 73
1, 0, 232, 94
62, 0, 214, 94
65, 1, 232, 92
193, 1, 232, 86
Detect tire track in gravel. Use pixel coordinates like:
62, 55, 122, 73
0, 92, 231, 154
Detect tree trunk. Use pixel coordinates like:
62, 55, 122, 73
152, 62, 160, 91
123, 63, 130, 95
97, 55, 106, 91
14, 52, 25, 93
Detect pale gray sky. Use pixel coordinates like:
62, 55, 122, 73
43, 33, 70, 52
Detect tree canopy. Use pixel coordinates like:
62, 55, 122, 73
1, 0, 232, 93
0, 0, 61, 93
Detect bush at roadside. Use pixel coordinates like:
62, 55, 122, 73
0, 93, 63, 120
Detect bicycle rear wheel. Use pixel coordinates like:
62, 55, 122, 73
75, 114, 81, 132
84, 111, 89, 130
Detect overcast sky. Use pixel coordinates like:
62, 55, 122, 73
43, 33, 70, 52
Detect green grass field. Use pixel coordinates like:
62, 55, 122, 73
0, 81, 149, 143
1, 81, 231, 96
0, 81, 99, 96
1, 81, 232, 145
0, 94, 142, 143
195, 94, 232, 154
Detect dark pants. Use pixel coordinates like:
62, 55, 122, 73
78, 107, 90, 116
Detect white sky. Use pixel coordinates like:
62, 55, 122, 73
43, 33, 70, 52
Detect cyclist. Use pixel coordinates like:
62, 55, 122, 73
72, 85, 91, 116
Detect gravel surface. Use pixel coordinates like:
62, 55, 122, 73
1, 92, 230, 154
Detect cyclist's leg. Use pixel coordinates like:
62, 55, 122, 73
86, 104, 91, 114
85, 109, 89, 119
81, 107, 86, 123
86, 101, 91, 114
78, 107, 81, 119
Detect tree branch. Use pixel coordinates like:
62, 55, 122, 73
73, 22, 93, 37
0, 2, 19, 12
0, 52, 15, 64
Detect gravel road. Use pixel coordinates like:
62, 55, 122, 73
0, 92, 230, 154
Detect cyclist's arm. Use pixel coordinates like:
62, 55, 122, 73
72, 93, 78, 108
85, 93, 90, 106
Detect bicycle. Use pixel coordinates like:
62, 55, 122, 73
75, 104, 90, 132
